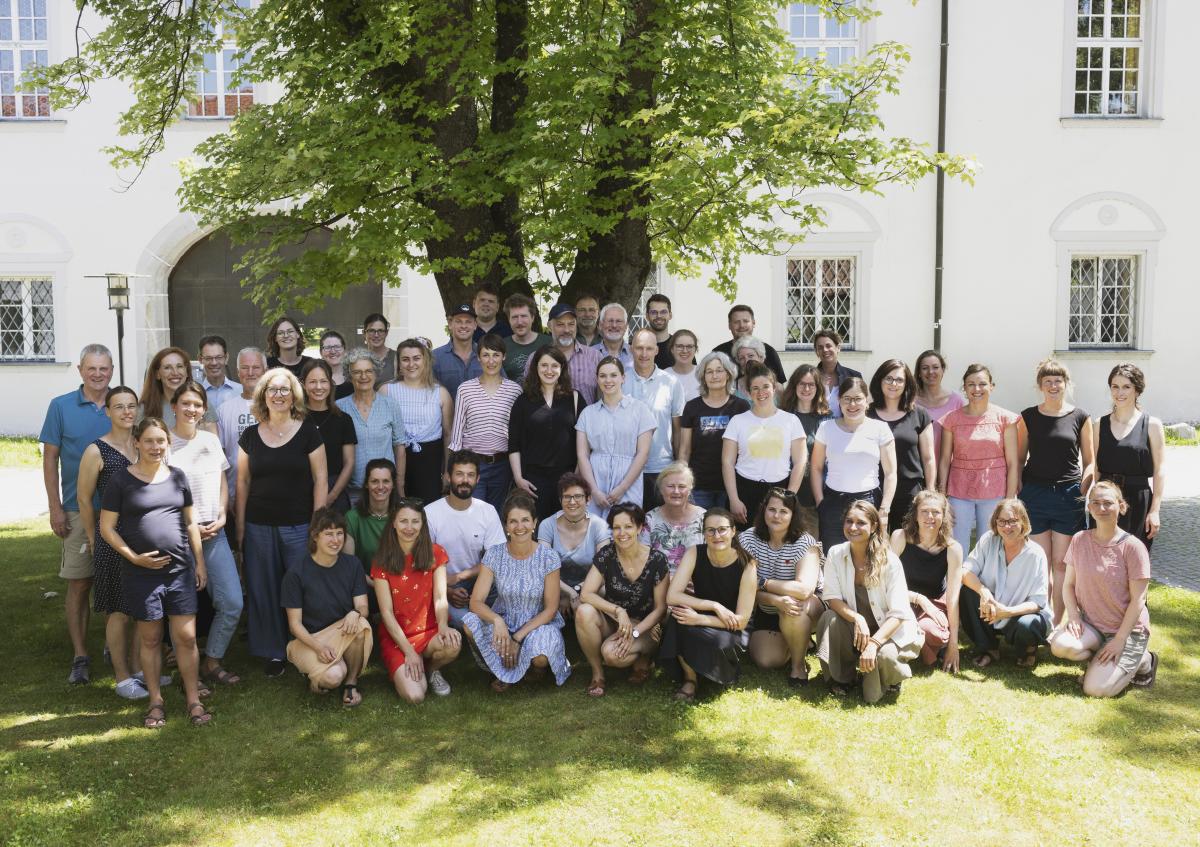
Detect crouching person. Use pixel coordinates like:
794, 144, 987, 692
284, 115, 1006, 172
282, 508, 373, 707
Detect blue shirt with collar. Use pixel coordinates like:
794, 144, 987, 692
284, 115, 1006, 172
202, 376, 243, 411
39, 386, 112, 511
432, 342, 483, 399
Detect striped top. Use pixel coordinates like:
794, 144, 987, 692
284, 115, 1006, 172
449, 378, 522, 455
382, 383, 443, 445
737, 529, 820, 615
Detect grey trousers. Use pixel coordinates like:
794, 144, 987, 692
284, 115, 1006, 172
816, 609, 921, 704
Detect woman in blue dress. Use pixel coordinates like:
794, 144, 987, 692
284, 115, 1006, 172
462, 492, 572, 691
575, 356, 656, 518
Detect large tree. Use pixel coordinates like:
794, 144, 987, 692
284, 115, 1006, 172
43, 0, 969, 315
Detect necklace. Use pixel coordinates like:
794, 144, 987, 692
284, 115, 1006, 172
563, 513, 588, 525
370, 508, 389, 519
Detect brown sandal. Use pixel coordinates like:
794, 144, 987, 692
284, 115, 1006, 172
1016, 649, 1039, 669
586, 678, 607, 697
142, 702, 166, 729
185, 701, 211, 727
672, 682, 696, 703
628, 661, 654, 685
201, 664, 241, 686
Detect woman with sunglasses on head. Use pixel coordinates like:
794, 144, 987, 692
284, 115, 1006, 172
1094, 362, 1165, 552
1049, 481, 1157, 695
868, 359, 935, 534
462, 492, 572, 691
738, 488, 823, 685
889, 489, 963, 673
265, 316, 315, 379
318, 330, 353, 400
722, 362, 807, 529
959, 499, 1051, 670
810, 376, 897, 553
660, 508, 758, 702
302, 359, 358, 513
381, 338, 453, 506
816, 500, 920, 702
537, 473, 611, 618
509, 345, 585, 521
372, 498, 462, 702
679, 352, 749, 510
237, 367, 329, 678
779, 363, 832, 539
576, 503, 669, 697
168, 381, 244, 687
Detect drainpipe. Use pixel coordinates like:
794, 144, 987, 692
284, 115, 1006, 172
933, 0, 948, 351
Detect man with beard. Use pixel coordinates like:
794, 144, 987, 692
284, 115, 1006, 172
591, 302, 635, 370
471, 282, 513, 342
423, 451, 506, 628
432, 303, 483, 398
644, 293, 677, 370
525, 302, 601, 403
712, 304, 786, 383
574, 293, 602, 347
501, 294, 551, 381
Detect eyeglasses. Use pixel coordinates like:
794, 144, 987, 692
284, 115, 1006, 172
397, 497, 425, 508
561, 493, 587, 502
199, 356, 226, 364
703, 525, 733, 537
365, 327, 388, 335
996, 518, 1021, 527
767, 487, 797, 502
882, 376, 906, 385
672, 344, 696, 351
275, 329, 298, 338
267, 386, 292, 396
320, 344, 344, 353
796, 381, 817, 390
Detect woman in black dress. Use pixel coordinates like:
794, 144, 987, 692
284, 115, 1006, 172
1095, 363, 1165, 551
660, 508, 758, 702
508, 345, 584, 520
301, 359, 357, 512
99, 417, 209, 728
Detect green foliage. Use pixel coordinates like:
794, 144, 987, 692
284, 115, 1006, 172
41, 0, 974, 314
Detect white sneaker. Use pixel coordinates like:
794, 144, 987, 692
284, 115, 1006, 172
428, 670, 451, 697
132, 671, 173, 687
115, 677, 149, 700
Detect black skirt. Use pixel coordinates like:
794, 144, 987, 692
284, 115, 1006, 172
659, 617, 749, 686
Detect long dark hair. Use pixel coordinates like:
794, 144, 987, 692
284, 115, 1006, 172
868, 359, 916, 413
522, 344, 573, 400
780, 363, 829, 415
300, 359, 344, 415
374, 499, 436, 574
750, 488, 805, 545
266, 316, 302, 358
356, 458, 400, 517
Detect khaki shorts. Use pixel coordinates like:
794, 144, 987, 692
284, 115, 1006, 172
59, 511, 94, 580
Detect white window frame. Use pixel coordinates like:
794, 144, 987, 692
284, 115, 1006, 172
782, 255, 859, 350
1061, 0, 1164, 121
784, 2, 867, 68
0, 274, 54, 361
1066, 253, 1139, 348
186, 3, 254, 120
0, 0, 50, 120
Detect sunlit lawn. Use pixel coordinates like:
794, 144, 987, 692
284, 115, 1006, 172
0, 437, 40, 470
2, 517, 1196, 846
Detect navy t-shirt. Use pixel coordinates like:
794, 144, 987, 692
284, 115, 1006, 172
280, 552, 369, 635
239, 418, 325, 526
101, 465, 194, 574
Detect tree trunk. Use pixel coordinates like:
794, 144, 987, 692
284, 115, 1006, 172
490, 0, 531, 304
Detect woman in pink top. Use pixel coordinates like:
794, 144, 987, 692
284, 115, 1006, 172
913, 350, 964, 458
936, 364, 1019, 555
1049, 481, 1156, 696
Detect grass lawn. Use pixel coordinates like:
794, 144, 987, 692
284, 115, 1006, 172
1, 517, 1196, 847
0, 437, 41, 469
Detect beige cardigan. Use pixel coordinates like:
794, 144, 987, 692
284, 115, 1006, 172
822, 542, 921, 651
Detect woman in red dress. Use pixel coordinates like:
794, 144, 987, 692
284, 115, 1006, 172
371, 499, 462, 702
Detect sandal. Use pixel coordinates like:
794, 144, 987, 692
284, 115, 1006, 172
586, 678, 607, 698
489, 678, 511, 693
627, 662, 654, 685
164, 648, 177, 668
1016, 648, 1039, 669
183, 677, 213, 700
201, 664, 241, 686
341, 683, 362, 708
142, 702, 166, 729
185, 701, 212, 727
672, 682, 696, 703
829, 681, 851, 697
1132, 650, 1159, 689
788, 671, 811, 688
972, 651, 999, 669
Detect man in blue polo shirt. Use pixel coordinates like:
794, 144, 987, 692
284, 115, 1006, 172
40, 343, 114, 684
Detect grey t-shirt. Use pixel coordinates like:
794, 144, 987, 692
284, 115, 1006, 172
280, 553, 369, 635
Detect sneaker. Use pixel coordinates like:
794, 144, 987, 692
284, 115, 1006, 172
68, 656, 91, 685
114, 677, 149, 700
428, 670, 452, 697
132, 671, 173, 687
264, 659, 286, 678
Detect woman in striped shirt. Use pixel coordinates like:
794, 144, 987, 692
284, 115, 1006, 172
382, 339, 453, 505
736, 488, 823, 685
448, 334, 522, 514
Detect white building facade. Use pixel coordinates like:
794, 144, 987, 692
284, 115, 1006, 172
2, 1, 1193, 434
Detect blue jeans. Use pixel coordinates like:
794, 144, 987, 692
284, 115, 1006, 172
476, 460, 513, 516
243, 522, 309, 661
202, 529, 243, 660
690, 489, 728, 510
949, 496, 1003, 555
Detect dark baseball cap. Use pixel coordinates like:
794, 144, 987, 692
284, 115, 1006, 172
448, 303, 476, 319
548, 302, 577, 320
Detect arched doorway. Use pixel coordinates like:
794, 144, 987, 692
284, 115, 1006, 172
168, 227, 382, 361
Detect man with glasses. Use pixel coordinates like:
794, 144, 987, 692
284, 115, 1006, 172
591, 302, 635, 370
432, 304, 483, 398
362, 312, 396, 387
198, 335, 241, 411
574, 293, 602, 347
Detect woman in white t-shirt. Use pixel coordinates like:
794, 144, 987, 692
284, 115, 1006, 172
721, 362, 808, 527
810, 376, 897, 555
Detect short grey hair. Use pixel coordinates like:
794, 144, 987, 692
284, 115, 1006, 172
696, 351, 737, 398
236, 346, 267, 368
343, 347, 377, 373
79, 343, 113, 364
599, 302, 628, 324
731, 335, 766, 361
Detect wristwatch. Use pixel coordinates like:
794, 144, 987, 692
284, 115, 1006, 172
757, 574, 768, 590
632, 628, 641, 639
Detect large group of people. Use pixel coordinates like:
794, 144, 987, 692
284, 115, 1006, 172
40, 286, 1165, 726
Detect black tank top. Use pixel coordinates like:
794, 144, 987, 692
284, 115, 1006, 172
1021, 406, 1089, 486
1097, 413, 1154, 481
692, 544, 746, 610
898, 542, 947, 599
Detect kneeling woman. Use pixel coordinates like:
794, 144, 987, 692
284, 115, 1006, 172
816, 501, 921, 703
959, 499, 1051, 670
660, 508, 758, 702
1049, 481, 1156, 696
99, 417, 209, 727
738, 488, 823, 685
372, 499, 462, 702
462, 493, 572, 691
576, 503, 670, 696
281, 508, 373, 707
